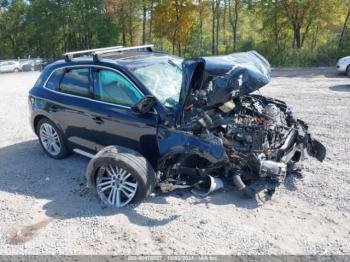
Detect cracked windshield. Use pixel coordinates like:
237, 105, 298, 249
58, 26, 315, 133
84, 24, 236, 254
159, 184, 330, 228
130, 58, 183, 108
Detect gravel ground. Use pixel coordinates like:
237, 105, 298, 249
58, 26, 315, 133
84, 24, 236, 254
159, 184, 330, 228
0, 68, 349, 255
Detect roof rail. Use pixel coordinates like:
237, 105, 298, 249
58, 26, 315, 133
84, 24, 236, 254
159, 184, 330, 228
93, 45, 154, 62
63, 46, 123, 62
63, 44, 154, 62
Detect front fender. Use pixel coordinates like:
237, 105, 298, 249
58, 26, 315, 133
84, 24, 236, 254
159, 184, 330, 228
157, 126, 227, 168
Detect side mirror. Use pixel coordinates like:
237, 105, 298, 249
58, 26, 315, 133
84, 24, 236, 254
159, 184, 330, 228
131, 95, 157, 114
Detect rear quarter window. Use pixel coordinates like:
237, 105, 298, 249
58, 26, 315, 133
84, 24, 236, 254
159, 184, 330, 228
45, 69, 64, 91
59, 68, 90, 97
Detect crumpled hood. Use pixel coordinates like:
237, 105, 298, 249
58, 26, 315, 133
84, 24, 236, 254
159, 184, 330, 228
179, 51, 271, 111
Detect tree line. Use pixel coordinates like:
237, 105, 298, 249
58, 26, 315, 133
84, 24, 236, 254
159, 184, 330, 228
1, 0, 350, 66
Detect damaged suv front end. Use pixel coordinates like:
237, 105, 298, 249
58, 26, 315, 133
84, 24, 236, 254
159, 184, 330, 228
156, 51, 326, 199
32, 46, 326, 207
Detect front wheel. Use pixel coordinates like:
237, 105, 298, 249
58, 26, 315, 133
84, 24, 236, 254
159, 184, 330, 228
87, 146, 156, 208
346, 66, 350, 77
96, 165, 139, 207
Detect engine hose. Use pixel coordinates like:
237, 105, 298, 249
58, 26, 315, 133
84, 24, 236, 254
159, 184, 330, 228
232, 174, 246, 191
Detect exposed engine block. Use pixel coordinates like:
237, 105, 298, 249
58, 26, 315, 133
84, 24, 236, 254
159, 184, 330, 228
160, 93, 326, 200
222, 98, 289, 156
225, 114, 269, 152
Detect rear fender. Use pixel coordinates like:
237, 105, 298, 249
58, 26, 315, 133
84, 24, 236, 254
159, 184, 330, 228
31, 109, 64, 135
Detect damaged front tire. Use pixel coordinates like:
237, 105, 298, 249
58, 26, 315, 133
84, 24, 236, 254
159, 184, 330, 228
86, 146, 156, 208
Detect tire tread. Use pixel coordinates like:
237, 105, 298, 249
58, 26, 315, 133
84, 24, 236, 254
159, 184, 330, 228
86, 146, 156, 205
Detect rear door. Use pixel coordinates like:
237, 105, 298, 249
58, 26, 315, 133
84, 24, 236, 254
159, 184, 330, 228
43, 67, 100, 151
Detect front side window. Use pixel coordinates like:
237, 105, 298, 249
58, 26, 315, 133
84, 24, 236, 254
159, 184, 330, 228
59, 68, 90, 97
94, 69, 142, 107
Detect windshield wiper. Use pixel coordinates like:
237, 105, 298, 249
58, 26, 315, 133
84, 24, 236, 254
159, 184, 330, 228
168, 59, 182, 71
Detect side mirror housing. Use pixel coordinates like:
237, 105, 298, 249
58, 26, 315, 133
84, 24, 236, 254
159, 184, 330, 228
131, 95, 157, 114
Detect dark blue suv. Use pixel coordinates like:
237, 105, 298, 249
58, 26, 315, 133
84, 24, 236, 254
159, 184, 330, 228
29, 45, 326, 208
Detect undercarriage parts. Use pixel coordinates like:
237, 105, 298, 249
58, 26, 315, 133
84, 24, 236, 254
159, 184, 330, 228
259, 160, 286, 178
191, 176, 224, 197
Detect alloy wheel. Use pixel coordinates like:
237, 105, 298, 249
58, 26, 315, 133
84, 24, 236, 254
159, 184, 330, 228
39, 123, 61, 156
96, 165, 138, 208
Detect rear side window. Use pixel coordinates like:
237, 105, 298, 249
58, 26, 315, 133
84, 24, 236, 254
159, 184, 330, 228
45, 69, 64, 91
59, 68, 90, 97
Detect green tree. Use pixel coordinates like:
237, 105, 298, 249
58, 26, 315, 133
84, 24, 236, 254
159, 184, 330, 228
228, 0, 243, 51
153, 0, 197, 55
0, 0, 28, 57
339, 0, 350, 47
281, 0, 331, 48
0, 0, 348, 66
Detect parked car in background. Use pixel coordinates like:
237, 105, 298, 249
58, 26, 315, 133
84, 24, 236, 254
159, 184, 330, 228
35, 58, 53, 71
21, 60, 35, 72
34, 59, 45, 71
0, 61, 20, 73
17, 58, 49, 72
336, 56, 350, 76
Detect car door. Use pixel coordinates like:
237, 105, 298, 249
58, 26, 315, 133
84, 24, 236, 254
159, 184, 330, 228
43, 67, 99, 151
89, 67, 160, 166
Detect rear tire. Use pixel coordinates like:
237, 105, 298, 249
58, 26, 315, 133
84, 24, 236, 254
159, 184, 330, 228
86, 146, 156, 208
36, 118, 69, 159
346, 65, 350, 77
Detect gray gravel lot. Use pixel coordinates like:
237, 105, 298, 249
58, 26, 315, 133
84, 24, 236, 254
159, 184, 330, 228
0, 68, 349, 255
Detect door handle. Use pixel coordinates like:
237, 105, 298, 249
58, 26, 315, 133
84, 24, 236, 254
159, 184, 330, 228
92, 116, 104, 125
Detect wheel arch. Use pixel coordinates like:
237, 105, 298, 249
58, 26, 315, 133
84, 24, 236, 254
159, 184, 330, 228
32, 111, 64, 136
33, 115, 46, 135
